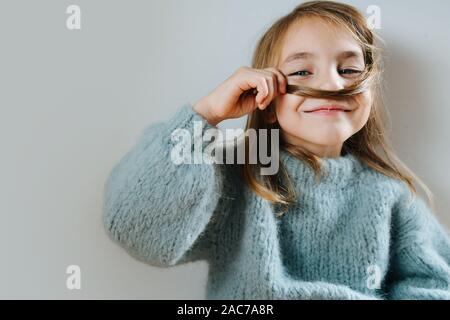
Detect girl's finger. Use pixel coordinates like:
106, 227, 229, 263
250, 76, 268, 108
265, 67, 287, 94
258, 77, 270, 109
261, 73, 276, 109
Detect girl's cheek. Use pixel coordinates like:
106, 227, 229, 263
354, 90, 372, 109
274, 94, 305, 113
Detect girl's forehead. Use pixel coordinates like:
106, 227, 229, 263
279, 18, 363, 64
285, 16, 348, 39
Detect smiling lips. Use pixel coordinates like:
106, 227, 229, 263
304, 104, 351, 115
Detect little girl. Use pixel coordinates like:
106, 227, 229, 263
102, 1, 450, 300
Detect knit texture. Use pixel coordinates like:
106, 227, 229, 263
102, 103, 450, 300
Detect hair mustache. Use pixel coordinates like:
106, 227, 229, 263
285, 67, 378, 99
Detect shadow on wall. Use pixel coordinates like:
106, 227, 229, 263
383, 36, 450, 228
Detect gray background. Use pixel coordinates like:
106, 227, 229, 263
0, 0, 449, 299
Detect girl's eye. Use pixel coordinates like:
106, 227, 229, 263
290, 70, 311, 77
339, 69, 363, 76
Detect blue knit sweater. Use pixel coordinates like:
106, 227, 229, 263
102, 103, 450, 300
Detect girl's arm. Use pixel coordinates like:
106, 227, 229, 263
384, 189, 450, 300
102, 103, 234, 267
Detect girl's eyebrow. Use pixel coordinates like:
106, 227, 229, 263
337, 50, 363, 60
283, 50, 363, 65
283, 52, 314, 64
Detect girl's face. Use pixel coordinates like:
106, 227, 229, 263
273, 17, 372, 158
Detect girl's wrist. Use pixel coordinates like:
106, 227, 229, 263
193, 98, 222, 126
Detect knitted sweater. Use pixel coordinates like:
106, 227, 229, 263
102, 103, 450, 300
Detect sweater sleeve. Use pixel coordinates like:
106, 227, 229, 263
385, 187, 450, 300
102, 103, 234, 267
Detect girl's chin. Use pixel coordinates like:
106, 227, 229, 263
291, 132, 349, 146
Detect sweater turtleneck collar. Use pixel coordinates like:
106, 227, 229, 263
278, 148, 366, 188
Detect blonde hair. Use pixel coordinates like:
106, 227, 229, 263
239, 0, 434, 217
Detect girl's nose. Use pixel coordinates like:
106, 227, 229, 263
316, 70, 345, 91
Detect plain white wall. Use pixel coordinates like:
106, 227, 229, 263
0, 0, 449, 299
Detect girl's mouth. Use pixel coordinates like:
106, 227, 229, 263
303, 104, 352, 115
305, 109, 351, 116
